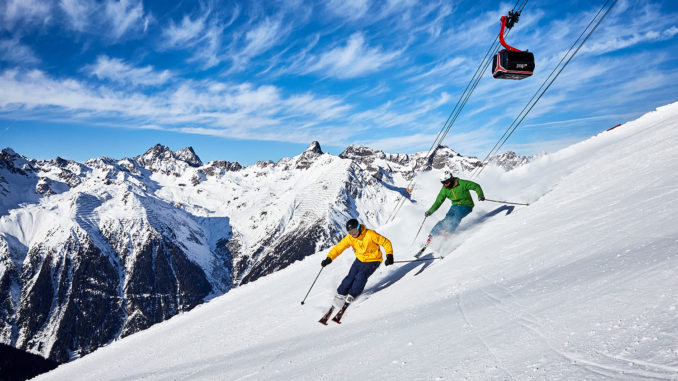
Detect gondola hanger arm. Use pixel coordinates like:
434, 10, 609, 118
498, 15, 521, 52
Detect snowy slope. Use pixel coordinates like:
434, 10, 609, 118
36, 102, 678, 380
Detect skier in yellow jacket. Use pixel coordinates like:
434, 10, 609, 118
321, 219, 394, 312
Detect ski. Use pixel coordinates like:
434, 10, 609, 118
331, 302, 350, 324
319, 306, 334, 325
414, 235, 433, 258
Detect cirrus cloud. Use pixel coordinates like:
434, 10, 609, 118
301, 33, 403, 78
85, 56, 172, 87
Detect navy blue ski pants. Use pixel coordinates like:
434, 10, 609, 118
337, 259, 380, 298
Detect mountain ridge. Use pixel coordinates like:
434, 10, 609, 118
0, 141, 531, 362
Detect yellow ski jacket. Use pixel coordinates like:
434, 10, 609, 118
327, 227, 393, 263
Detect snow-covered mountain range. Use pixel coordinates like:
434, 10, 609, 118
0, 141, 530, 362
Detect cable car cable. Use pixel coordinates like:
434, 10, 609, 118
472, 0, 617, 179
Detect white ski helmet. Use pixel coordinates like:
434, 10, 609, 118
439, 170, 454, 183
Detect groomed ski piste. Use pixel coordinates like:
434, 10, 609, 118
36, 102, 678, 380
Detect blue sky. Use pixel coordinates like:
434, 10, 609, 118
0, 0, 676, 165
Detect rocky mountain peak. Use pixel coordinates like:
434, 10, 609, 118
52, 157, 71, 168
1, 147, 33, 175
1, 149, 15, 170
424, 145, 462, 169
488, 151, 533, 171
1, 147, 17, 157
1, 148, 20, 166
202, 160, 243, 177
432, 145, 460, 157
339, 144, 384, 161
141, 144, 173, 162
304, 141, 323, 155
175, 147, 202, 167
135, 144, 203, 174
293, 141, 325, 170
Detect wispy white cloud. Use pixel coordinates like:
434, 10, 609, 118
380, 0, 422, 16
161, 5, 240, 70
104, 0, 147, 40
0, 68, 354, 144
244, 18, 285, 57
59, 0, 149, 42
419, 2, 453, 40
0, 37, 40, 65
361, 82, 391, 97
0, 0, 52, 30
520, 114, 617, 130
268, 33, 320, 75
407, 57, 466, 84
302, 33, 403, 78
60, 0, 95, 32
85, 56, 171, 87
189, 22, 225, 69
580, 27, 678, 55
285, 92, 351, 120
530, 0, 677, 60
229, 17, 289, 71
434, 6, 499, 51
162, 10, 211, 48
325, 0, 371, 21
350, 91, 451, 133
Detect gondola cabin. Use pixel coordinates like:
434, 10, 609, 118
493, 10, 535, 80
492, 49, 535, 80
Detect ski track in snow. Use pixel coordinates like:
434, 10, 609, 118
455, 292, 516, 380
475, 279, 668, 379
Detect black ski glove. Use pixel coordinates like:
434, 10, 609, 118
424, 211, 432, 217
321, 257, 332, 267
479, 196, 485, 201
385, 254, 394, 266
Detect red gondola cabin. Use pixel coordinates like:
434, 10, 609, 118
492, 11, 535, 80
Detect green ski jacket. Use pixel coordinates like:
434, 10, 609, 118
427, 178, 485, 213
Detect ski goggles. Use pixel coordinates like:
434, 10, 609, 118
348, 226, 360, 237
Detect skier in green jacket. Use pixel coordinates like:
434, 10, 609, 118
424, 170, 485, 242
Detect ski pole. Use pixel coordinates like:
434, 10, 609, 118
394, 257, 443, 263
484, 198, 529, 206
411, 216, 427, 244
300, 266, 324, 305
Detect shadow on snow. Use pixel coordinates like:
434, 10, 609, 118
363, 205, 516, 297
